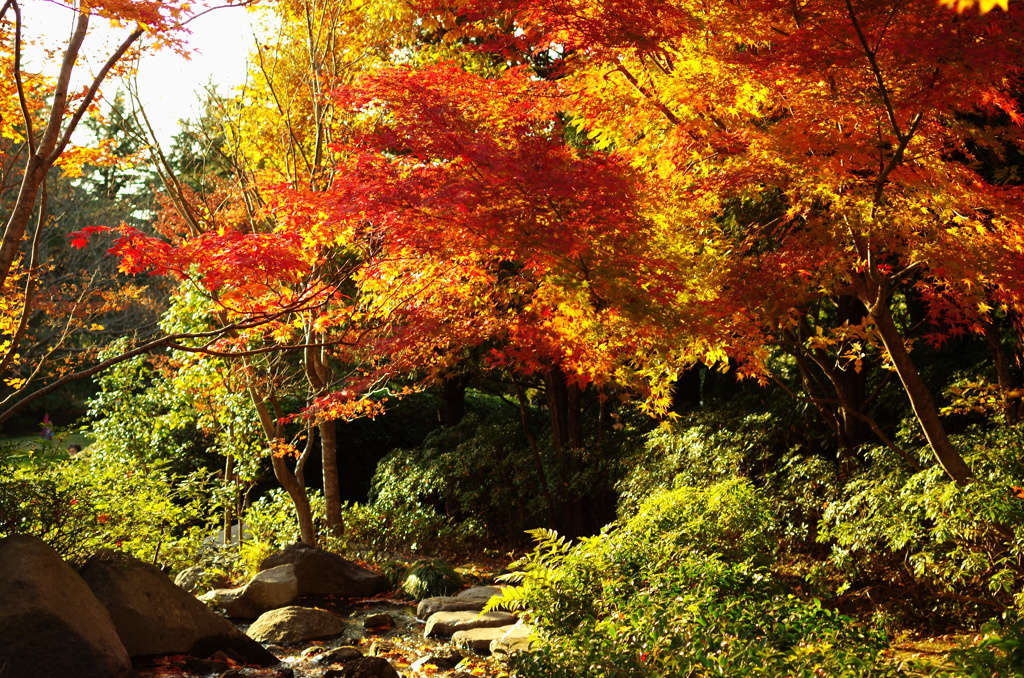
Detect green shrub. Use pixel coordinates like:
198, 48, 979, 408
379, 560, 409, 590
0, 447, 211, 569
370, 410, 549, 539
239, 488, 326, 575
488, 482, 898, 678
616, 413, 775, 512
931, 615, 1024, 677
0, 467, 105, 560
617, 410, 837, 547
819, 425, 1024, 617
615, 478, 778, 566
401, 558, 462, 601
338, 498, 473, 561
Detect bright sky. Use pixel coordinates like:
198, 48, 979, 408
22, 0, 258, 143
130, 7, 257, 141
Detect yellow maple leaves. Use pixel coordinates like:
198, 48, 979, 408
940, 0, 1009, 12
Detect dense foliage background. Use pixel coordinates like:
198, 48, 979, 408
4, 0, 1024, 674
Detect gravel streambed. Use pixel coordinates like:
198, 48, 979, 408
131, 597, 506, 678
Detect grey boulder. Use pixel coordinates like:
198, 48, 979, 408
200, 564, 298, 618
247, 605, 346, 644
260, 543, 386, 597
452, 624, 517, 654
325, 656, 401, 678
417, 585, 504, 619
424, 610, 518, 638
79, 549, 278, 666
0, 535, 131, 678
490, 620, 536, 658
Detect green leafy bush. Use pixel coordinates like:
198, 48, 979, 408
617, 410, 838, 546
337, 495, 473, 561
401, 558, 462, 600
379, 560, 410, 590
616, 412, 777, 511
819, 425, 1024, 617
616, 478, 778, 566
239, 488, 341, 576
370, 409, 549, 539
0, 447, 211, 569
931, 615, 1024, 678
488, 482, 899, 677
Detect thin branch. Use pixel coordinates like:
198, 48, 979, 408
609, 61, 683, 127
49, 27, 145, 165
36, 10, 90, 159
0, 176, 45, 375
0, 314, 292, 425
11, 0, 36, 155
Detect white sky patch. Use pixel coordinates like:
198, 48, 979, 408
19, 0, 258, 143
128, 6, 257, 141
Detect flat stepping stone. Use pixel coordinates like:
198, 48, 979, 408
417, 586, 506, 619
424, 611, 518, 638
455, 586, 504, 600
451, 624, 517, 654
246, 606, 345, 644
490, 621, 536, 658
317, 646, 364, 664
417, 596, 488, 620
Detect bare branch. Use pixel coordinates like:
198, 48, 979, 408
48, 27, 145, 165
11, 1, 36, 155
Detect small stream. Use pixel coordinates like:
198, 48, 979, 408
131, 597, 506, 678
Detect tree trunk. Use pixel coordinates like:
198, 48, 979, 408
985, 319, 1019, 425
868, 299, 973, 485
544, 365, 582, 451
512, 377, 557, 528
249, 386, 318, 546
223, 454, 235, 544
441, 375, 469, 426
270, 454, 317, 545
304, 335, 342, 539
320, 418, 344, 537
834, 295, 871, 449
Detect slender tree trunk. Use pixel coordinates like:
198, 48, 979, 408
834, 295, 871, 448
270, 455, 317, 545
223, 454, 235, 544
249, 386, 318, 545
441, 375, 469, 426
868, 299, 973, 485
304, 335, 343, 538
319, 418, 343, 536
544, 365, 582, 451
985, 319, 1019, 425
512, 377, 557, 528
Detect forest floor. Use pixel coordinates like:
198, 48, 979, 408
131, 595, 506, 678
886, 633, 969, 674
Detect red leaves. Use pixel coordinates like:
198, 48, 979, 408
304, 63, 672, 389
67, 225, 112, 249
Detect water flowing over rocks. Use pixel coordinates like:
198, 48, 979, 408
0, 534, 528, 677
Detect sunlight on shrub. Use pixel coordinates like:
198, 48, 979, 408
401, 558, 462, 601
488, 481, 898, 677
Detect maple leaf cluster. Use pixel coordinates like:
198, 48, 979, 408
93, 0, 1024, 479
